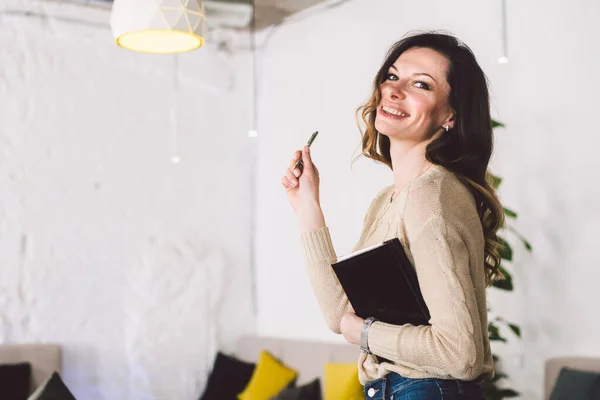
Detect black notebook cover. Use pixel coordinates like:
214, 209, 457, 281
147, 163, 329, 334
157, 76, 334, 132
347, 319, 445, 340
331, 238, 431, 326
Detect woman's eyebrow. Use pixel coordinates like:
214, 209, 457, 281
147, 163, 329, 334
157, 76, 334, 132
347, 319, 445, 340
390, 64, 437, 83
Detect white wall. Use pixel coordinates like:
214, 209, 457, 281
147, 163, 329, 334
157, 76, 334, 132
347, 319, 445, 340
0, 1, 256, 399
254, 0, 600, 398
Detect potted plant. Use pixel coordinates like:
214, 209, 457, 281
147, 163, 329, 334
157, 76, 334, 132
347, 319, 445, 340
481, 120, 533, 400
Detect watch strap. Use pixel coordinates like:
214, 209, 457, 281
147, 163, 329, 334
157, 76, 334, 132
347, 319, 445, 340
360, 317, 378, 354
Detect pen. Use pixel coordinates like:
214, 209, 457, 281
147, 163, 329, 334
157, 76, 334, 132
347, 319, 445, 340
294, 131, 319, 170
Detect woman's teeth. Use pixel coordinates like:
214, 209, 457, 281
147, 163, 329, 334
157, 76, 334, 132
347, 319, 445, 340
382, 106, 408, 117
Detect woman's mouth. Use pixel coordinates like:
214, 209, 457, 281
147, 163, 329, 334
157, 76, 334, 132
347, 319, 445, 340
379, 105, 410, 119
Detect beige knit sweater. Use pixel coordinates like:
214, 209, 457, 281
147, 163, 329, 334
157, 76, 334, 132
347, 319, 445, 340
300, 165, 494, 384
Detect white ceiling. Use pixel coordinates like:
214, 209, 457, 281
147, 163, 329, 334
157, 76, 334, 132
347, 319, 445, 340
253, 0, 329, 29
52, 0, 331, 31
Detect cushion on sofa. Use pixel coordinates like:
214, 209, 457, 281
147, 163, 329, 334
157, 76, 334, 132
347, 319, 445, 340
0, 362, 32, 400
200, 351, 256, 400
323, 362, 364, 400
27, 372, 75, 400
549, 367, 600, 400
238, 350, 297, 400
270, 378, 321, 400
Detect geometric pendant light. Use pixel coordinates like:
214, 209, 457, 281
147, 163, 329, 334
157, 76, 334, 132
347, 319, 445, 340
110, 0, 206, 54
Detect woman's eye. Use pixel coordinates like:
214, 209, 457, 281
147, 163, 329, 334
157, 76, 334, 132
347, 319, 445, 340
385, 73, 398, 81
414, 81, 431, 90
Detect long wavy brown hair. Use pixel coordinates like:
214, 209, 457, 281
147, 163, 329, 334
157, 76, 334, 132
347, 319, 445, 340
357, 31, 505, 286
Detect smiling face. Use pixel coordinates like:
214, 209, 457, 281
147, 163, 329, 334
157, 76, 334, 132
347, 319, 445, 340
375, 47, 455, 143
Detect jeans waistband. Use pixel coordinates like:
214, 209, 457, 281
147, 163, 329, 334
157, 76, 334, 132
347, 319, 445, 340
363, 373, 484, 399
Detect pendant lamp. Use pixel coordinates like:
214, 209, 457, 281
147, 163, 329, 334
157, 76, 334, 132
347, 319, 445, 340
110, 0, 206, 54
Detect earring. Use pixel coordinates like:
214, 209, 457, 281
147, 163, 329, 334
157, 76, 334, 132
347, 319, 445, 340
444, 125, 449, 132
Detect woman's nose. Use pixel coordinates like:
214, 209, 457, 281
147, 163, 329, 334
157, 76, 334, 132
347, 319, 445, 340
383, 83, 404, 100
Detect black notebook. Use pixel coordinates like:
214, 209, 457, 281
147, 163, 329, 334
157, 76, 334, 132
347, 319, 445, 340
331, 238, 431, 326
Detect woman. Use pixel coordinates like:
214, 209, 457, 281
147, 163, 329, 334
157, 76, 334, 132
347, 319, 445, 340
281, 31, 503, 399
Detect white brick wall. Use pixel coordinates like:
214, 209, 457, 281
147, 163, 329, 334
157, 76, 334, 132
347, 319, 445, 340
0, 1, 256, 398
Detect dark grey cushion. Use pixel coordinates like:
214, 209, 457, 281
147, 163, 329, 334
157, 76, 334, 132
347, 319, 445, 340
199, 351, 256, 400
549, 367, 600, 400
27, 372, 75, 400
0, 362, 31, 400
270, 378, 321, 400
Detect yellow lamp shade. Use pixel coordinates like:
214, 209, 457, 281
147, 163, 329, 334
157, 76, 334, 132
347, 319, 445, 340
110, 0, 206, 54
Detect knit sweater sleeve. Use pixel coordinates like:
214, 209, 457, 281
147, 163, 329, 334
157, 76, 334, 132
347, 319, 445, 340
300, 227, 350, 333
300, 187, 390, 334
367, 214, 485, 380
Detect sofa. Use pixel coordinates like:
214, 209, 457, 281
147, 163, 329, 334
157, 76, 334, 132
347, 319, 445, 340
0, 343, 62, 395
545, 356, 600, 399
236, 337, 600, 399
3, 339, 598, 399
235, 335, 358, 388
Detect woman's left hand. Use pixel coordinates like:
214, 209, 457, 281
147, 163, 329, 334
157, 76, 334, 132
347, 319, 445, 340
340, 312, 364, 345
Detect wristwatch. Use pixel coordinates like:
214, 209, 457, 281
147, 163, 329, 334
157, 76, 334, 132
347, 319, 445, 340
360, 317, 378, 354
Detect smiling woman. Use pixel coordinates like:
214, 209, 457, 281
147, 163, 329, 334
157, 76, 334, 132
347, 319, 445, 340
282, 30, 505, 400
357, 33, 504, 284
375, 48, 452, 140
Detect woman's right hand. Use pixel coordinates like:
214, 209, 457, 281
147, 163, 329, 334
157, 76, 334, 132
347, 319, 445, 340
281, 145, 325, 231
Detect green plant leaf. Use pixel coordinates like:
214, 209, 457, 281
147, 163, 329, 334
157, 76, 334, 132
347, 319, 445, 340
488, 173, 503, 189
503, 207, 518, 218
490, 372, 508, 383
492, 265, 513, 291
482, 385, 503, 400
492, 119, 505, 128
492, 354, 500, 363
498, 265, 513, 281
506, 225, 533, 252
482, 386, 502, 400
488, 323, 507, 342
499, 389, 520, 397
498, 237, 513, 261
508, 323, 521, 338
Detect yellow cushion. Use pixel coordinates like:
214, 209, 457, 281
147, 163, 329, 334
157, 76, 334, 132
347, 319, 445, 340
324, 363, 364, 400
238, 350, 297, 400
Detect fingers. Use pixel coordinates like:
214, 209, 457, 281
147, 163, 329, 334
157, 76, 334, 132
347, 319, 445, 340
281, 151, 301, 190
281, 149, 306, 191
281, 175, 292, 190
301, 145, 313, 169
288, 151, 302, 179
289, 150, 301, 167
285, 167, 298, 187
289, 151, 303, 174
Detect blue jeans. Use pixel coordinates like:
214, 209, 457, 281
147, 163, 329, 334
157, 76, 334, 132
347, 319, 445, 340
363, 372, 485, 400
